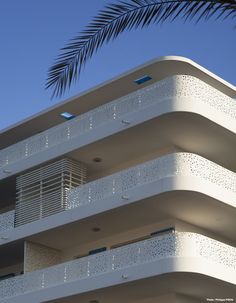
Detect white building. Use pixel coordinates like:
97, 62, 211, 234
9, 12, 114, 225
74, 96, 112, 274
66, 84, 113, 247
0, 56, 235, 303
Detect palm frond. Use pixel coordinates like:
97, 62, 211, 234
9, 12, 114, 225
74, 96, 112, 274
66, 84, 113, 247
46, 0, 236, 98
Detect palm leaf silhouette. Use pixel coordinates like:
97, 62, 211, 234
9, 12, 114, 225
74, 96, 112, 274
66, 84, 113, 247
46, 0, 236, 97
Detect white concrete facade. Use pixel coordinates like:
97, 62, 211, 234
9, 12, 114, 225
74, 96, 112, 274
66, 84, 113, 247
0, 56, 235, 303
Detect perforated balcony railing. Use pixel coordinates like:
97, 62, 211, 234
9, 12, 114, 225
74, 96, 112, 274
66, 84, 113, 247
0, 210, 15, 233
67, 152, 236, 210
0, 232, 235, 300
0, 75, 235, 171
0, 153, 235, 233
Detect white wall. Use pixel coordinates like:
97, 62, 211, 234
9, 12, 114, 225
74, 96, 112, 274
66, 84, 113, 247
24, 241, 61, 272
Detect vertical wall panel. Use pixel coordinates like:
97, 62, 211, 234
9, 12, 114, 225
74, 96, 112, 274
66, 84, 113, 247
24, 241, 61, 272
15, 158, 86, 227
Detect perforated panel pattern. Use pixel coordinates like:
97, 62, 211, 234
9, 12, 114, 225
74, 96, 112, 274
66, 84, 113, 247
67, 153, 236, 209
0, 232, 235, 299
0, 210, 15, 232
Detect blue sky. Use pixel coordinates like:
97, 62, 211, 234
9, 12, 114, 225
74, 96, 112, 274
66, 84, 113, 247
0, 0, 235, 130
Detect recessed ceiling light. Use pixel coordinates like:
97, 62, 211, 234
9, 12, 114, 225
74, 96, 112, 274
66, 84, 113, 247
134, 75, 152, 85
60, 112, 75, 120
93, 157, 102, 163
91, 227, 101, 232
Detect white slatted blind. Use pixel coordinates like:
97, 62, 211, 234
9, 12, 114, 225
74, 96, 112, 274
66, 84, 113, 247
15, 158, 86, 227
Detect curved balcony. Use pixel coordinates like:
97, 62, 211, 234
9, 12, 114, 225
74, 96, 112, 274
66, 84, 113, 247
67, 152, 236, 210
0, 232, 235, 302
0, 153, 235, 244
0, 75, 235, 180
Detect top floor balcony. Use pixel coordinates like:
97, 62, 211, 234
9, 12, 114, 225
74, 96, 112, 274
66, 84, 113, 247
0, 74, 235, 182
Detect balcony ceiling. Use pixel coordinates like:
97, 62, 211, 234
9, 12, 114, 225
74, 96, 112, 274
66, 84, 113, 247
67, 111, 236, 175
1, 56, 235, 149
28, 190, 236, 250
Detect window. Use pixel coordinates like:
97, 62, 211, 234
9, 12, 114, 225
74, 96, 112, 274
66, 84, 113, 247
150, 227, 175, 237
89, 247, 107, 255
